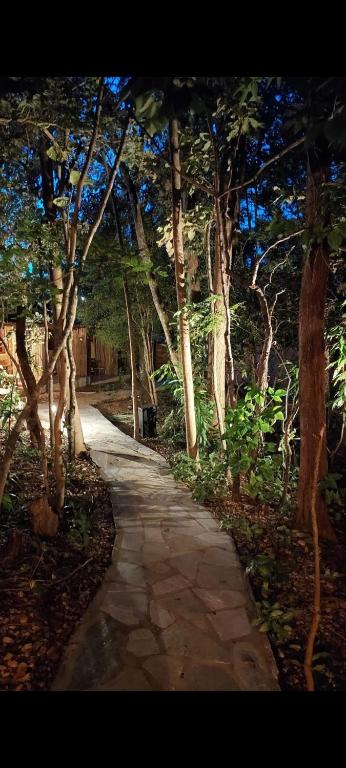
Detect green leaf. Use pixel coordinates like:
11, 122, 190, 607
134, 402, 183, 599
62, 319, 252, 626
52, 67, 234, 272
135, 92, 155, 115
327, 228, 343, 251
53, 197, 69, 208
259, 420, 271, 432
69, 169, 81, 186
47, 145, 69, 163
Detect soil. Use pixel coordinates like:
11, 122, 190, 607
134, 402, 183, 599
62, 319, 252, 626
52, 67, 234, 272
97, 386, 346, 691
0, 429, 115, 691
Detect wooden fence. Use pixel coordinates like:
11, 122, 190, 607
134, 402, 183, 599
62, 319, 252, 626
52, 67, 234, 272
0, 324, 119, 383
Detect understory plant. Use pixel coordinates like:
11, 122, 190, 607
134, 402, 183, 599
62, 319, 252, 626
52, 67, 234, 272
0, 367, 22, 432
171, 450, 228, 502
222, 386, 287, 503
153, 361, 215, 450
327, 301, 346, 459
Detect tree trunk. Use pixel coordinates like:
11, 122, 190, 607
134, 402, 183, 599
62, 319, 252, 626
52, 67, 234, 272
53, 327, 68, 512
140, 320, 157, 406
296, 148, 335, 541
43, 301, 55, 453
15, 311, 43, 449
169, 118, 198, 460
215, 198, 236, 408
66, 333, 76, 461
212, 226, 227, 423
123, 279, 140, 440
15, 311, 48, 493
205, 221, 226, 445
121, 163, 180, 376
251, 286, 273, 393
66, 332, 86, 458
50, 263, 68, 507
0, 281, 79, 508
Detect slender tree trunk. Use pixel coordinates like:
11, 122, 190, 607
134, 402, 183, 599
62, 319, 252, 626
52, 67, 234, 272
215, 198, 236, 408
15, 311, 43, 449
66, 333, 86, 458
1, 85, 123, 511
205, 221, 214, 398
66, 333, 76, 461
15, 311, 48, 493
140, 321, 157, 406
53, 327, 68, 512
250, 286, 273, 393
205, 220, 226, 447
123, 279, 140, 440
212, 226, 227, 422
50, 264, 68, 506
121, 163, 180, 376
43, 301, 55, 453
296, 148, 335, 541
0, 281, 78, 508
169, 118, 198, 460
304, 426, 324, 691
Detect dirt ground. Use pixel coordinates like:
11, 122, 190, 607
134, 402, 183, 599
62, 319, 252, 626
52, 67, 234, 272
0, 431, 114, 691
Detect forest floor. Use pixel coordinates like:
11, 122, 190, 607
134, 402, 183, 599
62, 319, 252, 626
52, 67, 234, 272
98, 387, 346, 691
0, 430, 114, 691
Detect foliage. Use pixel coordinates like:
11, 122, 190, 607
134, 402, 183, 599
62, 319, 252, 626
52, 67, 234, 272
0, 367, 22, 428
153, 361, 215, 450
327, 301, 346, 414
171, 451, 228, 502
222, 386, 286, 502
319, 472, 345, 520
220, 516, 264, 542
64, 498, 92, 548
253, 600, 295, 643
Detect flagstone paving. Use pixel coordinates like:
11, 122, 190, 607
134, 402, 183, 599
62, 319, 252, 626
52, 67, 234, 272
39, 394, 279, 691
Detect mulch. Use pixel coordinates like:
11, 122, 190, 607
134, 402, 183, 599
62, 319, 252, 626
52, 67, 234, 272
0, 431, 115, 691
206, 496, 346, 691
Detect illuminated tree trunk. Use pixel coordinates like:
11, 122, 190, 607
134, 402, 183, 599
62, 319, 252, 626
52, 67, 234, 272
212, 227, 227, 424
139, 313, 157, 406
66, 333, 86, 458
0, 289, 78, 509
296, 146, 335, 541
43, 300, 54, 452
53, 326, 68, 511
15, 311, 48, 493
15, 311, 44, 450
169, 118, 198, 460
123, 279, 140, 441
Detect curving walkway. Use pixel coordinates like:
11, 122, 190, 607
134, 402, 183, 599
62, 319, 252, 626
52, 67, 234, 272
39, 394, 279, 691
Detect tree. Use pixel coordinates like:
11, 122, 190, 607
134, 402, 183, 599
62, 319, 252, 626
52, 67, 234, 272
169, 118, 198, 460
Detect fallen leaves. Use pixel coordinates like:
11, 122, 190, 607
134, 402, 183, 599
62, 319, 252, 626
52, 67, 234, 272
206, 495, 346, 691
0, 431, 115, 692
14, 662, 28, 680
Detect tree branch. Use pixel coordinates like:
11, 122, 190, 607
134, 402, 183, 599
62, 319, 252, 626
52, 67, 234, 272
251, 230, 304, 286
218, 137, 305, 200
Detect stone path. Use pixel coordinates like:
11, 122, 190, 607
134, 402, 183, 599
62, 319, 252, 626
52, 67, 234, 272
39, 394, 279, 691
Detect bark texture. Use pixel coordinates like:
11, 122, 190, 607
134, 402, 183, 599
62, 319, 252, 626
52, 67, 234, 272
169, 118, 198, 460
296, 147, 335, 541
123, 279, 140, 441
